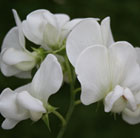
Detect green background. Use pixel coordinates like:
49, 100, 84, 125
0, 0, 140, 138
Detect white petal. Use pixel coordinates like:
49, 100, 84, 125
2, 48, 36, 71
135, 92, 140, 104
135, 47, 140, 65
43, 23, 59, 48
123, 88, 137, 111
122, 108, 140, 125
61, 18, 84, 41
12, 9, 25, 47
101, 17, 114, 47
0, 61, 31, 78
17, 91, 46, 121
12, 9, 21, 27
1, 27, 23, 51
104, 85, 124, 112
63, 18, 83, 31
76, 45, 110, 105
2, 118, 19, 130
109, 42, 140, 92
22, 9, 53, 45
0, 88, 28, 120
15, 71, 31, 79
0, 62, 20, 77
66, 19, 102, 66
17, 91, 46, 113
31, 54, 63, 105
14, 83, 31, 93
55, 14, 70, 28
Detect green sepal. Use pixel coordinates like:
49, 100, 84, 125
42, 113, 51, 132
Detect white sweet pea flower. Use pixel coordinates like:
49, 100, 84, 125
22, 9, 84, 50
66, 17, 114, 66
75, 41, 140, 115
0, 88, 46, 129
0, 10, 38, 78
0, 54, 63, 129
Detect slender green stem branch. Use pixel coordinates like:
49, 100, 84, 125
52, 110, 66, 126
74, 88, 81, 94
75, 100, 81, 106
56, 55, 76, 138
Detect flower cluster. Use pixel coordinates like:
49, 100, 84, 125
0, 9, 140, 134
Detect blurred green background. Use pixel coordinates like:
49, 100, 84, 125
1, 0, 140, 138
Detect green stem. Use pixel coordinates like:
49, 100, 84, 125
52, 110, 66, 126
56, 55, 75, 138
75, 100, 81, 106
74, 88, 81, 94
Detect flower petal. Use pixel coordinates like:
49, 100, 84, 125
109, 42, 140, 92
12, 9, 25, 48
31, 54, 63, 105
2, 48, 35, 66
43, 23, 59, 48
101, 17, 114, 47
22, 9, 54, 45
123, 88, 137, 111
76, 45, 110, 105
17, 91, 46, 121
135, 47, 140, 65
14, 83, 31, 93
0, 62, 20, 77
104, 85, 124, 112
1, 27, 23, 51
2, 118, 19, 130
135, 92, 140, 104
66, 19, 102, 66
122, 108, 140, 125
15, 71, 31, 79
0, 88, 28, 120
55, 14, 70, 28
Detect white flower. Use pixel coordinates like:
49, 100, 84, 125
75, 42, 140, 115
0, 10, 38, 78
0, 54, 63, 129
66, 17, 114, 66
22, 9, 84, 50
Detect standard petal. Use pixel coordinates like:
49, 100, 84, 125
104, 85, 124, 112
101, 17, 114, 47
135, 47, 140, 65
1, 27, 23, 51
66, 19, 102, 66
22, 9, 53, 45
135, 92, 140, 104
31, 54, 63, 105
61, 18, 84, 41
43, 23, 59, 48
14, 83, 31, 93
75, 45, 110, 105
55, 14, 70, 28
109, 42, 140, 93
12, 9, 25, 47
2, 118, 19, 130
